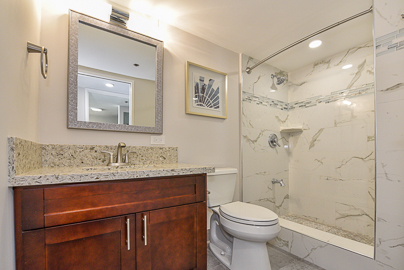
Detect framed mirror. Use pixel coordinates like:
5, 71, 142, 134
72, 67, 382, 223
68, 10, 163, 133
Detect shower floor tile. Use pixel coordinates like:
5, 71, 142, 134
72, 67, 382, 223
281, 214, 374, 246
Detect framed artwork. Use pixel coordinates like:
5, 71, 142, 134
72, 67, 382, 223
185, 61, 228, 119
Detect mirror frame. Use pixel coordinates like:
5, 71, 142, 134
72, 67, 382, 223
68, 10, 163, 133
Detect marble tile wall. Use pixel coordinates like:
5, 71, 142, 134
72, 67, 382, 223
373, 0, 404, 269
243, 1, 404, 269
288, 41, 374, 103
249, 1, 404, 269
242, 41, 375, 238
242, 55, 290, 216
286, 42, 375, 238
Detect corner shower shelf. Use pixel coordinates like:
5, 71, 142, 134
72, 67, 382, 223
280, 127, 303, 133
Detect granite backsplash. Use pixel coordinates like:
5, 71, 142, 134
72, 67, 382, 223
8, 137, 178, 176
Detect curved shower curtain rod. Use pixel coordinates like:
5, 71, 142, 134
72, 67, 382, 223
245, 6, 373, 74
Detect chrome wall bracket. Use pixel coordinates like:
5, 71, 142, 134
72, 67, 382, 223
27, 42, 48, 79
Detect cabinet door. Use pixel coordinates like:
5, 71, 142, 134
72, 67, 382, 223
43, 216, 136, 270
136, 203, 207, 270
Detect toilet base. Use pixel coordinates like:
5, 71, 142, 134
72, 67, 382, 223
231, 237, 271, 270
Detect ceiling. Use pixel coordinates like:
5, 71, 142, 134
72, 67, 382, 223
110, 0, 373, 72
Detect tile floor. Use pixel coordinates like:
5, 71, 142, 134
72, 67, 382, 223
207, 243, 325, 270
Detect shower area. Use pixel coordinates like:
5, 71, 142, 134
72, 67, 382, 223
241, 16, 375, 250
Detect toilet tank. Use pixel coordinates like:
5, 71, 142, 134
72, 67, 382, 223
207, 168, 238, 207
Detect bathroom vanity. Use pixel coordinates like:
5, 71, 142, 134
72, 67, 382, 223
8, 138, 214, 270
14, 174, 207, 270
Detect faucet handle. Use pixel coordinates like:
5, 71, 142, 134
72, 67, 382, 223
101, 151, 113, 165
124, 152, 135, 163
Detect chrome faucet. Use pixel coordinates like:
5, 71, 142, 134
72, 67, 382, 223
272, 178, 285, 187
116, 142, 126, 164
102, 142, 131, 166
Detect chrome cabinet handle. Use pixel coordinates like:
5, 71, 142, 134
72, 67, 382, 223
143, 215, 147, 246
126, 218, 130, 251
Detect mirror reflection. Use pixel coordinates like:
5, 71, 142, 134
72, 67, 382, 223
77, 22, 156, 127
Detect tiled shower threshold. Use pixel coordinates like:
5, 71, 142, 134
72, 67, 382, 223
279, 217, 374, 258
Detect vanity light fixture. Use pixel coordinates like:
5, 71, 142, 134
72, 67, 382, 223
110, 7, 130, 28
309, 40, 322, 48
105, 83, 114, 87
91, 107, 103, 112
342, 64, 353, 69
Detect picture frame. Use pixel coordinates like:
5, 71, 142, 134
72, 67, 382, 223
185, 61, 228, 119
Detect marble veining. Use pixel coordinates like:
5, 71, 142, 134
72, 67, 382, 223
244, 83, 374, 111
242, 39, 375, 244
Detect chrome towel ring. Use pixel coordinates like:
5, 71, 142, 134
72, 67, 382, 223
27, 42, 48, 79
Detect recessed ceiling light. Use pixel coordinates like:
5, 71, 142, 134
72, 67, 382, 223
309, 40, 322, 48
343, 100, 352, 106
105, 83, 114, 87
269, 89, 276, 93
342, 64, 353, 69
90, 107, 103, 112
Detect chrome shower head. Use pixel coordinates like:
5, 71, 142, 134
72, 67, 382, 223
276, 77, 286, 85
271, 74, 285, 85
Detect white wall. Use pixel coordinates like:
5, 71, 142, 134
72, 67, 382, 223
0, 0, 41, 269
37, 0, 240, 197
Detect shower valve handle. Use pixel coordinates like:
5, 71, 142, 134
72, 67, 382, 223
268, 134, 281, 148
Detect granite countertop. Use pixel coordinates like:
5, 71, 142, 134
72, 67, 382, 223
9, 163, 215, 187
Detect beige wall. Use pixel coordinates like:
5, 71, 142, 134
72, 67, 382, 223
37, 0, 240, 195
0, 0, 41, 269
133, 78, 155, 127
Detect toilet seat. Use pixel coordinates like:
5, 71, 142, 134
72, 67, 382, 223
219, 201, 278, 226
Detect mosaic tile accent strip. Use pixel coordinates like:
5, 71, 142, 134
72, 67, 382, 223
242, 92, 289, 110
288, 83, 374, 110
376, 27, 404, 57
281, 214, 374, 246
243, 83, 374, 111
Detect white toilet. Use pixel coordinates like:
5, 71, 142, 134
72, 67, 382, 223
207, 168, 280, 270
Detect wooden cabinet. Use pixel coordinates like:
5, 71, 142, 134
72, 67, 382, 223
14, 174, 207, 270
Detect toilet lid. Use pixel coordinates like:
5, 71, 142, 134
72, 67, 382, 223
219, 201, 278, 226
